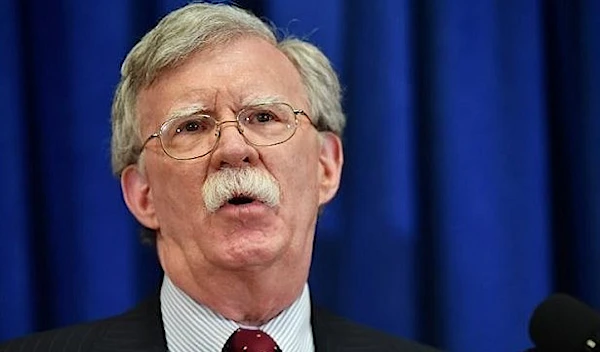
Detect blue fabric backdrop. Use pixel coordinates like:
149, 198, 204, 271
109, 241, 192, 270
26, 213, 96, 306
1, 0, 599, 351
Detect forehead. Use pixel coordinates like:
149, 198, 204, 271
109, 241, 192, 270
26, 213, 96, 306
136, 36, 308, 127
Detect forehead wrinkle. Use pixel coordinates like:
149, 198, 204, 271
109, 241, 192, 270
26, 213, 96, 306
163, 88, 218, 118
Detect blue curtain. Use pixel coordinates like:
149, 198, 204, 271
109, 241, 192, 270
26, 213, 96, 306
1, 0, 599, 351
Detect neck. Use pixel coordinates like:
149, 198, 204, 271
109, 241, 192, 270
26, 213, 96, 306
191, 270, 306, 326
158, 246, 310, 326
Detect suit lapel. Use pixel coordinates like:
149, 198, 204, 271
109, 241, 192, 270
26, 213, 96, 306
311, 306, 406, 352
312, 305, 344, 352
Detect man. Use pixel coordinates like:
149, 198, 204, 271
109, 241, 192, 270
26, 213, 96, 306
1, 3, 438, 351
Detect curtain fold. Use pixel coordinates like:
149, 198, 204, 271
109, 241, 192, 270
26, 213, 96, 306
1, 0, 33, 339
1, 1, 598, 351
422, 0, 551, 348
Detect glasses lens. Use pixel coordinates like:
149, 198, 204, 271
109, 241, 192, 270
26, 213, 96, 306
239, 103, 297, 145
161, 114, 216, 159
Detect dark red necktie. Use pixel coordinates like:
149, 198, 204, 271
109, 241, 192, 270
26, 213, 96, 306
222, 328, 282, 352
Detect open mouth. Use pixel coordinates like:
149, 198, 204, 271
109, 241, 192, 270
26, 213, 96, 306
227, 195, 256, 206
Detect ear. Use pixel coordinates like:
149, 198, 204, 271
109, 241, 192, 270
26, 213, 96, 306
317, 132, 344, 205
120, 164, 160, 230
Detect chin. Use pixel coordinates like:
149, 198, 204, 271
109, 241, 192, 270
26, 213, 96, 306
216, 232, 286, 269
216, 251, 281, 271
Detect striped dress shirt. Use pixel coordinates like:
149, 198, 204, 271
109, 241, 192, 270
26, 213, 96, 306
161, 275, 315, 352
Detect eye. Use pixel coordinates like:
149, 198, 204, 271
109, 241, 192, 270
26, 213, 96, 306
178, 121, 198, 133
174, 116, 212, 135
247, 110, 279, 124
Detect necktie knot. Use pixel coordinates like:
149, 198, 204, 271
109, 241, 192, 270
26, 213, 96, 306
222, 328, 282, 352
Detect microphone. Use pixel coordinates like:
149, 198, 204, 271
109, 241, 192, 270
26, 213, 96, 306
528, 293, 600, 352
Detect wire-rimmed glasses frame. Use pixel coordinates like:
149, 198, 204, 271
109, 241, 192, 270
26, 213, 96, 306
139, 102, 316, 160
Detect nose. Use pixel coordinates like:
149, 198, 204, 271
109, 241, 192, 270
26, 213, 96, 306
210, 119, 259, 169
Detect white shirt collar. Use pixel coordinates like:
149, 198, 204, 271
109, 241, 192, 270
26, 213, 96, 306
160, 275, 314, 352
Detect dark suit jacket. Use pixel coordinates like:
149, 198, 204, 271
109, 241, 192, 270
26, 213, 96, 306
0, 296, 440, 351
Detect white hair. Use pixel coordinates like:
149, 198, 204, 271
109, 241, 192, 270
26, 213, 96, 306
111, 2, 345, 176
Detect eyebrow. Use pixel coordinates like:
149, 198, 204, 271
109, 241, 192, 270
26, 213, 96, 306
165, 96, 287, 121
166, 104, 209, 120
242, 95, 287, 106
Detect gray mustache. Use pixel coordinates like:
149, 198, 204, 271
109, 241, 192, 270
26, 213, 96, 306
202, 167, 281, 213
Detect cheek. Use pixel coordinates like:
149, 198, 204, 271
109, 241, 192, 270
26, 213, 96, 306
266, 143, 321, 207
148, 159, 209, 224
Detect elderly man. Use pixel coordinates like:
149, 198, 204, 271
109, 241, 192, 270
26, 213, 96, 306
1, 3, 438, 352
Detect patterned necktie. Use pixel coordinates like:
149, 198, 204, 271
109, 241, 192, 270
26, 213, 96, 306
222, 328, 282, 352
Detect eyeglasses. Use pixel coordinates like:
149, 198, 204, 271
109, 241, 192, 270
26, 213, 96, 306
139, 102, 316, 160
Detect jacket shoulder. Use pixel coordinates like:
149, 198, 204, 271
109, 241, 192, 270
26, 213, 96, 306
0, 298, 165, 352
312, 308, 441, 352
0, 317, 113, 352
